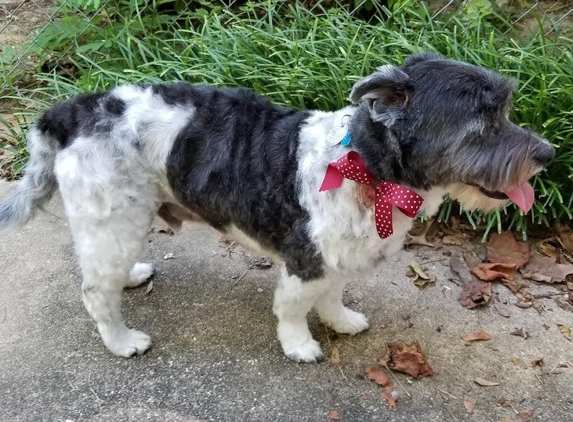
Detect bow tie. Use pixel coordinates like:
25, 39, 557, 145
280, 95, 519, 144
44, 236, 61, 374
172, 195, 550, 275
319, 151, 424, 238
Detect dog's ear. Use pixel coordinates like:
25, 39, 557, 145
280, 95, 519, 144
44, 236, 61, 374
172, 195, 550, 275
349, 65, 411, 126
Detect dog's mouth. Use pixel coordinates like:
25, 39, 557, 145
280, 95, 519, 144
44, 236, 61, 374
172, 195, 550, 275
472, 182, 535, 214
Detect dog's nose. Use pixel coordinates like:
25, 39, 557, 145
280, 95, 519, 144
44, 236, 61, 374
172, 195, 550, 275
535, 143, 555, 167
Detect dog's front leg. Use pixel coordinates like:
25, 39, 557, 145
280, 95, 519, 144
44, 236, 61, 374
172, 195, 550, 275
313, 278, 369, 335
273, 268, 327, 363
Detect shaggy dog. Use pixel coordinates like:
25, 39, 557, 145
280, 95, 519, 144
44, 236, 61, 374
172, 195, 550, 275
0, 53, 554, 362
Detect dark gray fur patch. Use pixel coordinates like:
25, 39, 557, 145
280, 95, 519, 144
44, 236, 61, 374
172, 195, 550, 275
161, 84, 324, 281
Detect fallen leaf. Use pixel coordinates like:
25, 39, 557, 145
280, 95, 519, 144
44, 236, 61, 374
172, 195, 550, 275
521, 253, 573, 283
365, 366, 390, 387
567, 280, 573, 290
508, 357, 524, 366
414, 277, 435, 289
531, 358, 544, 368
472, 262, 517, 282
443, 235, 463, 246
515, 299, 533, 309
409, 261, 430, 280
163, 253, 175, 260
145, 280, 154, 296
377, 341, 434, 379
463, 250, 483, 270
464, 397, 476, 413
499, 419, 514, 422
451, 256, 492, 308
381, 390, 398, 409
331, 345, 341, 365
250, 256, 274, 269
487, 231, 530, 269
459, 278, 492, 309
510, 328, 529, 339
537, 239, 561, 261
498, 397, 513, 407
463, 331, 492, 342
406, 220, 435, 247
519, 411, 534, 420
555, 222, 573, 255
475, 377, 499, 386
557, 324, 572, 341
328, 411, 342, 420
520, 271, 552, 283
557, 362, 569, 368
405, 268, 416, 277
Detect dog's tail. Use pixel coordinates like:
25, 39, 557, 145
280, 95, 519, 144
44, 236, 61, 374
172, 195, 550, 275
0, 125, 60, 232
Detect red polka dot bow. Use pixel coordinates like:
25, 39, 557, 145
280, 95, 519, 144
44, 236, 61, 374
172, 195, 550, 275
319, 151, 424, 239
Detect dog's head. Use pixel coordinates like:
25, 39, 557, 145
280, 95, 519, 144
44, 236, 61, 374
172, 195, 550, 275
349, 52, 555, 213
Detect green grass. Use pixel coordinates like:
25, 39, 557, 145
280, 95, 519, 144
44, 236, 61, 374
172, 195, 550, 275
1, 0, 572, 238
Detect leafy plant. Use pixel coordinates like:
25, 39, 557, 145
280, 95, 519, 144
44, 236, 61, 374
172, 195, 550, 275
1, 0, 572, 236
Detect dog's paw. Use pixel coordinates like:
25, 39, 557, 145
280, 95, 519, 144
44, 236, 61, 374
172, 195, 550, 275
103, 328, 153, 357
283, 338, 324, 363
278, 323, 323, 363
324, 308, 369, 335
126, 262, 156, 288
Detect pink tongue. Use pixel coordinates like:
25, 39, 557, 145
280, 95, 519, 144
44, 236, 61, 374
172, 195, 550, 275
503, 183, 535, 214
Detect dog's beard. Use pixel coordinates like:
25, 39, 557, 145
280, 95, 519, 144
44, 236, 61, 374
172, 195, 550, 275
448, 183, 509, 212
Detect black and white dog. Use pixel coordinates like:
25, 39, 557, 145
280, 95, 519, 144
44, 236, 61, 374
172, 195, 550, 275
0, 53, 554, 362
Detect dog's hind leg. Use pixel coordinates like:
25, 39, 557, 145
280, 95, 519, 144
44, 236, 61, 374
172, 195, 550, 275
56, 151, 157, 357
313, 278, 369, 335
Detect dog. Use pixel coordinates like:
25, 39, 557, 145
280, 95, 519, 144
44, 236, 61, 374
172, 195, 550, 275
0, 53, 555, 362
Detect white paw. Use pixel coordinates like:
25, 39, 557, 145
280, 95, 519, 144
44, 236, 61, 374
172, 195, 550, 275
102, 328, 153, 357
126, 262, 156, 288
324, 308, 369, 335
278, 323, 324, 363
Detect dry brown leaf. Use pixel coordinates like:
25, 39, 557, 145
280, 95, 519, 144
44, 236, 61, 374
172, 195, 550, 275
463, 331, 492, 342
475, 377, 499, 386
464, 397, 476, 414
443, 235, 463, 246
497, 397, 513, 407
557, 324, 572, 341
567, 280, 573, 290
487, 231, 530, 269
522, 253, 573, 283
537, 239, 561, 261
381, 390, 398, 409
250, 256, 274, 268
365, 366, 390, 387
472, 262, 517, 281
459, 278, 492, 309
451, 256, 492, 308
409, 261, 430, 280
531, 358, 544, 368
519, 411, 534, 420
328, 411, 342, 420
377, 341, 434, 379
555, 222, 573, 255
331, 345, 341, 365
510, 328, 530, 339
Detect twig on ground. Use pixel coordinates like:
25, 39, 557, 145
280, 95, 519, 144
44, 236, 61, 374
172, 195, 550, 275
230, 265, 253, 289
533, 292, 568, 299
438, 389, 457, 400
535, 374, 567, 410
382, 363, 411, 397
88, 372, 102, 404
338, 365, 347, 379
437, 389, 459, 422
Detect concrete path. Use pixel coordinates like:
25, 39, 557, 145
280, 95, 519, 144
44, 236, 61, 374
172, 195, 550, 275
0, 181, 571, 422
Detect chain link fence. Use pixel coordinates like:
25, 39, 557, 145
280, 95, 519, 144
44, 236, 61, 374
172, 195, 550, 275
0, 0, 572, 101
